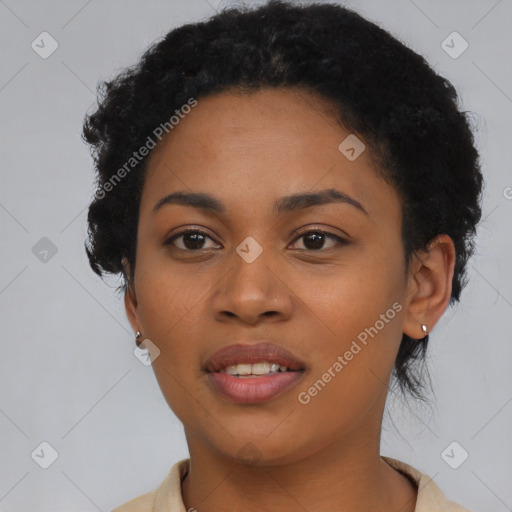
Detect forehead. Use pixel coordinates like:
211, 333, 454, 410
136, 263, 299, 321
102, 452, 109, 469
140, 87, 400, 222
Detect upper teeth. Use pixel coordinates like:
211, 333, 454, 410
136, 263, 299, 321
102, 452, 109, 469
222, 362, 289, 375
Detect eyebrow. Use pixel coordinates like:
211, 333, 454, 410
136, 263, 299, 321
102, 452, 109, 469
152, 188, 368, 216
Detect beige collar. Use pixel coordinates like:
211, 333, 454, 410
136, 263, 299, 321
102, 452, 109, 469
113, 456, 472, 511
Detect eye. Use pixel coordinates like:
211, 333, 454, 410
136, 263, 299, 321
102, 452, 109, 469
164, 227, 349, 252
164, 229, 221, 251
289, 229, 348, 251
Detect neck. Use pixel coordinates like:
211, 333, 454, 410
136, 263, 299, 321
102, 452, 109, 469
181, 423, 417, 512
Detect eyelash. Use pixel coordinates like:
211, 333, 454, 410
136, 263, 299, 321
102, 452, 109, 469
164, 227, 348, 252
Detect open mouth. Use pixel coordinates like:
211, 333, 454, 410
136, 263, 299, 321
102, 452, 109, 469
204, 341, 306, 404
207, 363, 306, 404
217, 362, 304, 378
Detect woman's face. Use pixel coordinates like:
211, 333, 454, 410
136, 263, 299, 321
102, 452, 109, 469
126, 87, 415, 464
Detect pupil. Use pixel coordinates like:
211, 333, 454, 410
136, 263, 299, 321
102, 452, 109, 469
304, 232, 324, 250
184, 233, 205, 250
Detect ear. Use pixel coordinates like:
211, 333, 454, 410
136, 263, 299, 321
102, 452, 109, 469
122, 258, 140, 336
402, 234, 456, 339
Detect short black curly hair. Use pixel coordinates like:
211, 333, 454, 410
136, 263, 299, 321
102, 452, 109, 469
82, 0, 484, 402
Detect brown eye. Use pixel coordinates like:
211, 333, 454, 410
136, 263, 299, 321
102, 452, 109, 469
165, 230, 220, 251
290, 230, 348, 251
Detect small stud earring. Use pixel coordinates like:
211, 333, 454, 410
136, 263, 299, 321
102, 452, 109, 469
135, 331, 142, 346
421, 324, 428, 337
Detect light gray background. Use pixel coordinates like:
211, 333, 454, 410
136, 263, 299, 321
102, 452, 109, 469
1, 0, 511, 511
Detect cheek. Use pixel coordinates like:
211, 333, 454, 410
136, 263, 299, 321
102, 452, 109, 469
134, 272, 207, 422
133, 282, 204, 407
294, 249, 404, 342
293, 249, 405, 399
135, 255, 208, 336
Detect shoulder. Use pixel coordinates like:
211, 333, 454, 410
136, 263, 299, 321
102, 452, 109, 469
111, 458, 190, 512
382, 456, 475, 512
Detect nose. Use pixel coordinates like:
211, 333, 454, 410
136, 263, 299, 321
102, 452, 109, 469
211, 244, 294, 326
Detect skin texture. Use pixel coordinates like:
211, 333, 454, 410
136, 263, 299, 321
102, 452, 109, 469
123, 87, 455, 512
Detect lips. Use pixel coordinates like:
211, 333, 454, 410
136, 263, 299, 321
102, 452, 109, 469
204, 342, 306, 373
204, 342, 306, 404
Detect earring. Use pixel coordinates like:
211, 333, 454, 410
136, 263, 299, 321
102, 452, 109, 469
420, 324, 428, 337
135, 331, 142, 347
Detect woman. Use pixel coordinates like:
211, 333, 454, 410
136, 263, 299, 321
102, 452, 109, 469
82, 1, 483, 510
